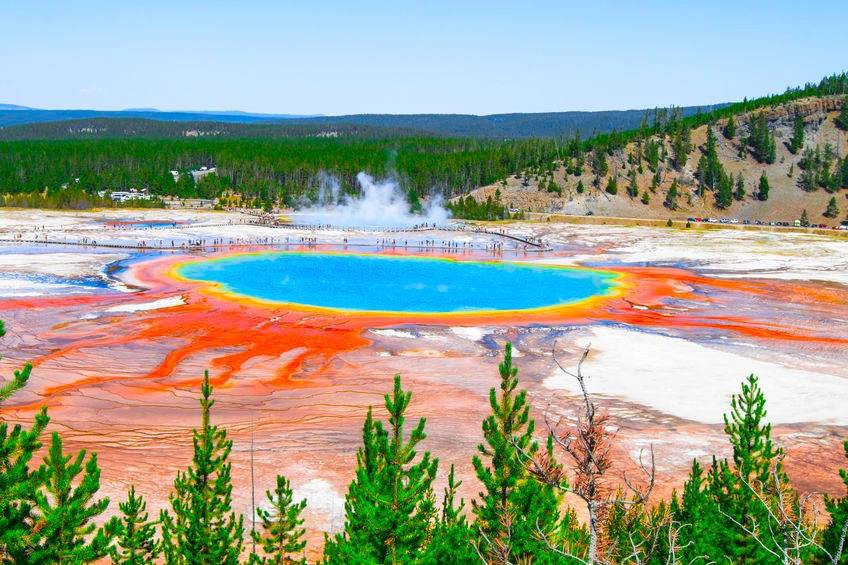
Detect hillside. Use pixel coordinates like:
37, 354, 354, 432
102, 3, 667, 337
0, 107, 312, 128
276, 105, 722, 138
458, 96, 848, 226
0, 117, 427, 140
0, 104, 722, 139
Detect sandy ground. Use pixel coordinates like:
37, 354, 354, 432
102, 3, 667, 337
0, 209, 845, 555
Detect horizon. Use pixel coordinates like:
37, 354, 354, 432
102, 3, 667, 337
2, 0, 846, 115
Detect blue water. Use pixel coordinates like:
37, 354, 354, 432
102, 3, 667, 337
177, 252, 617, 313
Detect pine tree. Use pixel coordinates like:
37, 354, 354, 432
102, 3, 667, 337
747, 113, 777, 164
734, 174, 746, 201
722, 115, 737, 139
111, 486, 159, 564
672, 459, 724, 563
160, 371, 245, 565
789, 113, 805, 154
576, 179, 585, 194
664, 179, 679, 210
708, 375, 790, 563
800, 209, 810, 227
605, 497, 672, 563
0, 320, 51, 561
825, 196, 840, 218
641, 191, 650, 205
699, 126, 725, 192
591, 149, 608, 187
419, 465, 477, 565
606, 175, 618, 195
250, 475, 307, 565
695, 154, 709, 196
0, 322, 31, 403
627, 168, 638, 197
757, 172, 770, 201
821, 441, 848, 563
716, 171, 733, 209
841, 157, 848, 189
836, 96, 848, 131
651, 168, 661, 191
644, 138, 661, 171
27, 432, 119, 564
471, 343, 566, 562
738, 136, 748, 159
670, 123, 692, 170
322, 375, 438, 564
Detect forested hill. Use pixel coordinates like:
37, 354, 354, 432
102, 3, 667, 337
0, 118, 428, 141
0, 107, 311, 128
0, 104, 723, 139
273, 106, 725, 138
0, 72, 845, 216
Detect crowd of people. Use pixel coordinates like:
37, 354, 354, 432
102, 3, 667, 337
0, 218, 549, 255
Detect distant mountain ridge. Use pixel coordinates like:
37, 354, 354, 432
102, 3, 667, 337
280, 107, 726, 138
0, 106, 319, 128
0, 103, 726, 138
0, 117, 429, 141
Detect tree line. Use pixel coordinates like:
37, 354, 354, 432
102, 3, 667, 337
0, 137, 563, 209
1, 323, 847, 563
0, 73, 846, 214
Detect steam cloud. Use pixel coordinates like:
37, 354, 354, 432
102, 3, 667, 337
294, 172, 451, 228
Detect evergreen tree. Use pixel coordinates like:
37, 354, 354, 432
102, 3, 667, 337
841, 157, 848, 189
250, 475, 307, 565
605, 497, 672, 564
716, 171, 733, 209
111, 486, 159, 564
789, 113, 805, 154
627, 168, 638, 197
406, 188, 422, 214
0, 322, 30, 404
699, 125, 725, 191
800, 209, 810, 227
708, 375, 790, 564
672, 459, 724, 563
644, 138, 661, 171
757, 172, 770, 201
419, 465, 477, 565
0, 320, 51, 562
322, 375, 438, 564
746, 113, 777, 164
664, 179, 679, 210
160, 371, 245, 565
722, 115, 737, 139
734, 174, 746, 201
836, 97, 848, 130
591, 149, 608, 187
822, 441, 848, 564
825, 196, 840, 218
651, 168, 661, 191
695, 154, 709, 195
738, 136, 748, 159
27, 432, 118, 564
605, 175, 618, 195
671, 124, 692, 170
641, 191, 650, 205
575, 179, 585, 194
471, 343, 567, 562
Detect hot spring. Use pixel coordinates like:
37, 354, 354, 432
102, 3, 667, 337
174, 252, 619, 314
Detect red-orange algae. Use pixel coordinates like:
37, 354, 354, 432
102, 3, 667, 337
0, 248, 846, 414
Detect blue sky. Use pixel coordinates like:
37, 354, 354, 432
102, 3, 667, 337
2, 0, 846, 115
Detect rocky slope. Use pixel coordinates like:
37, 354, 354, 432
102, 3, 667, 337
463, 96, 848, 225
